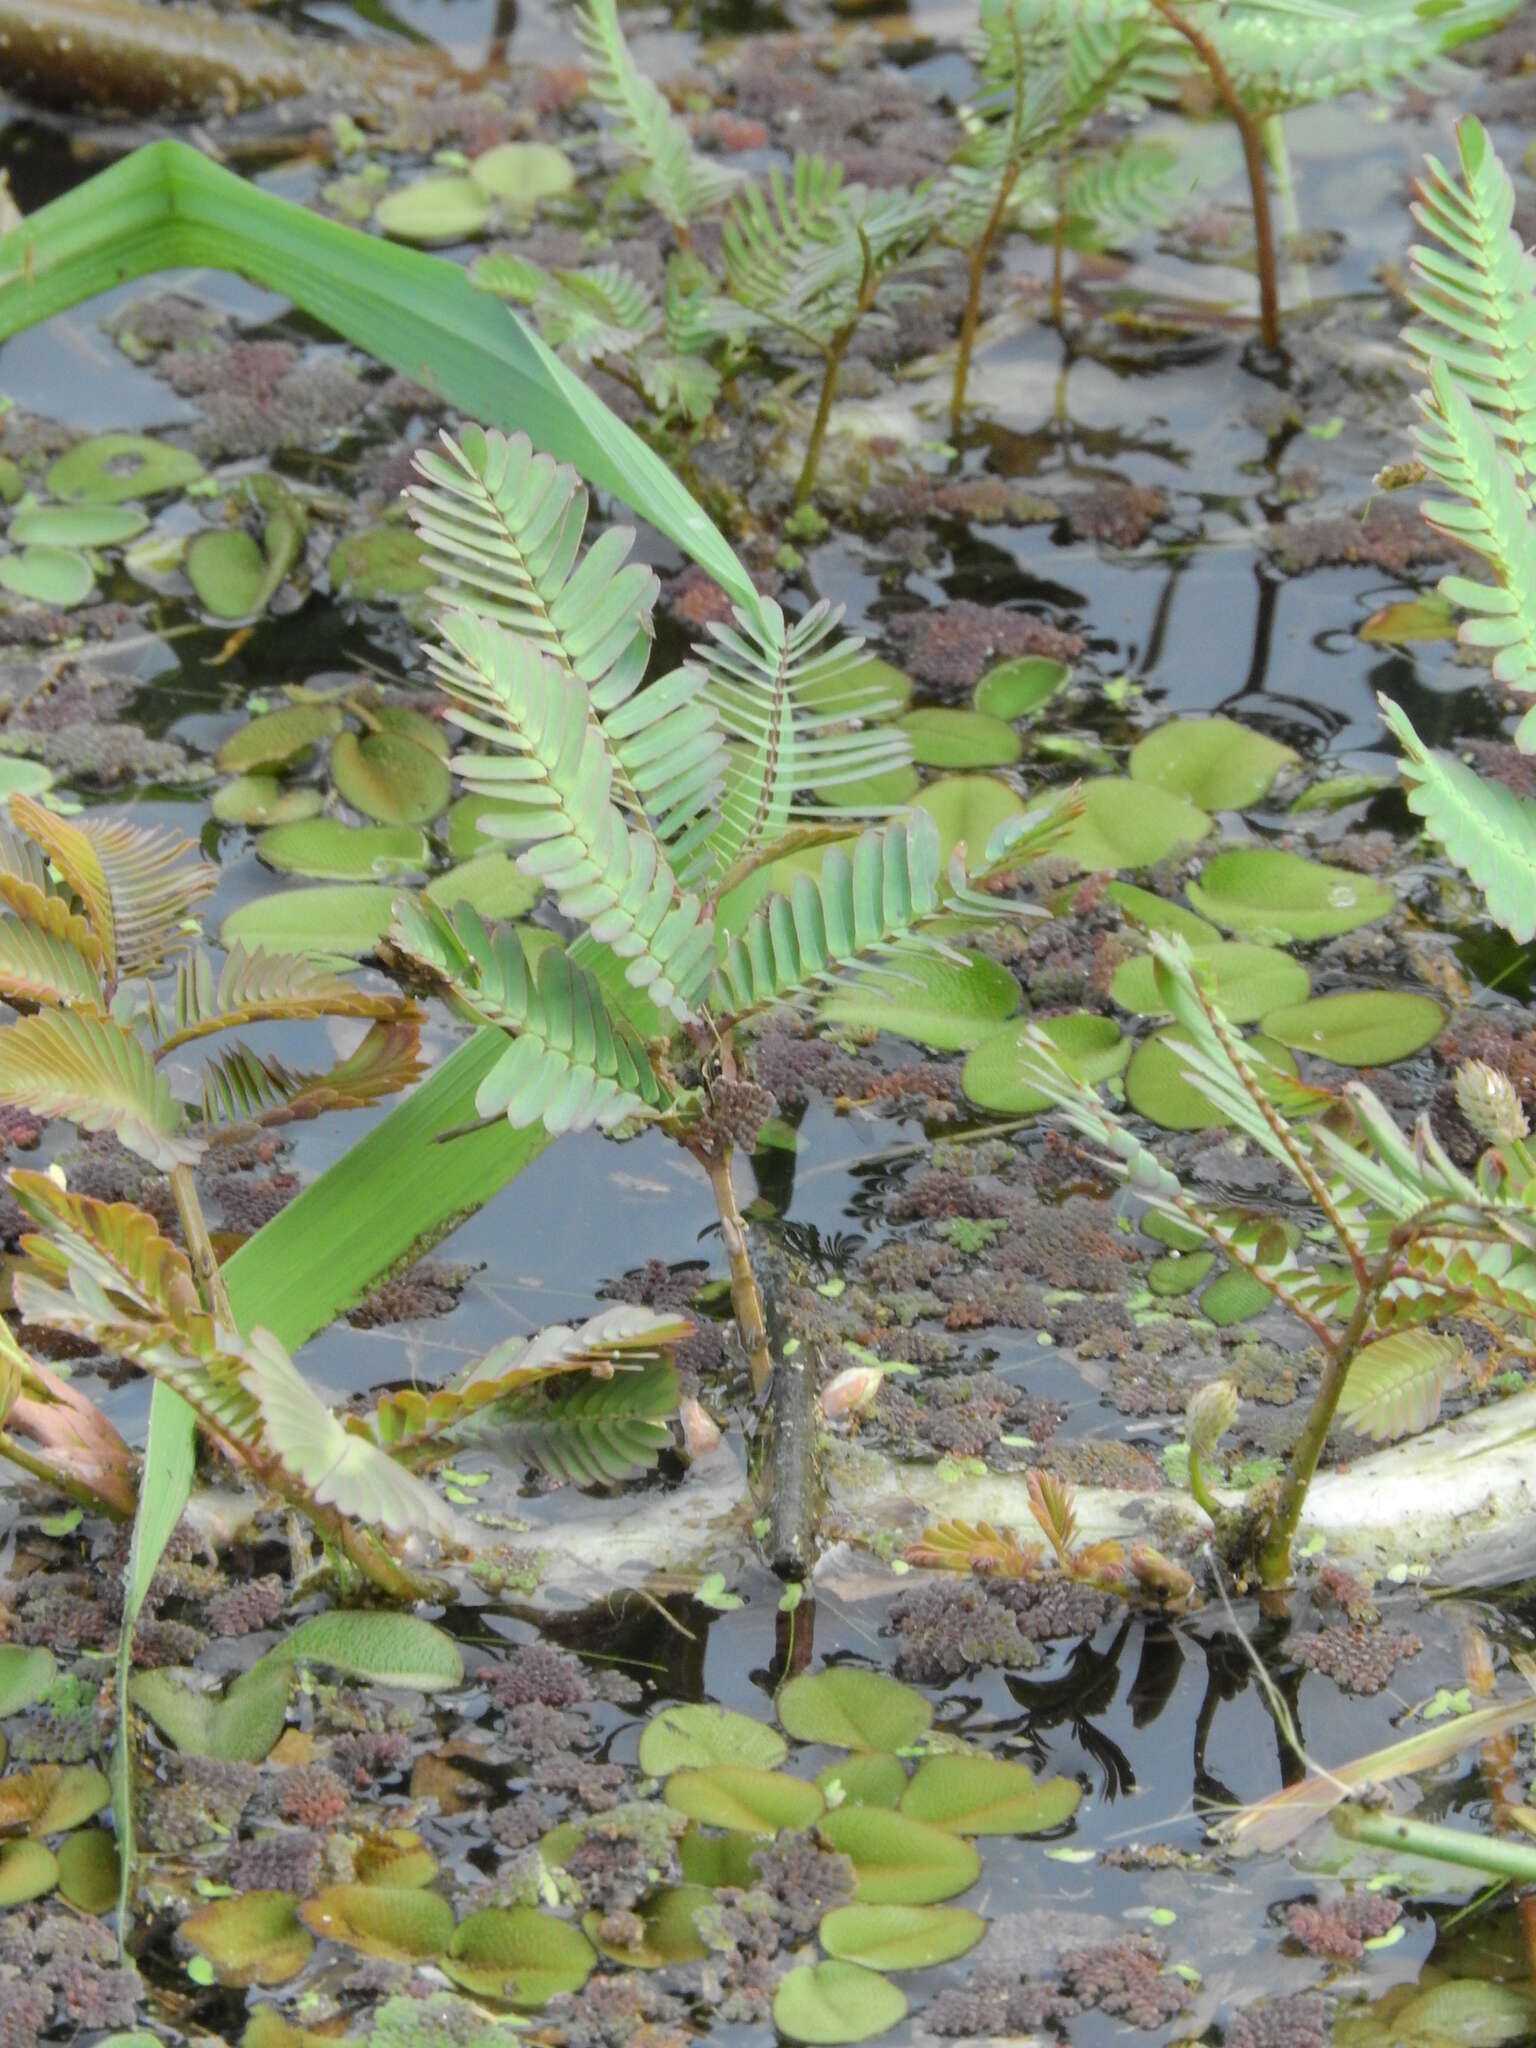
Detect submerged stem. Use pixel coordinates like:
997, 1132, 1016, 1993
700, 1147, 774, 1396
1333, 1805, 1536, 1886
1149, 0, 1280, 351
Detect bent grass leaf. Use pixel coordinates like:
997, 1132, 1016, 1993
181, 1892, 314, 1987
663, 1766, 825, 1835
1336, 1331, 1463, 1442
777, 1669, 933, 1753
773, 1960, 908, 2045
443, 1907, 595, 2005
899, 1753, 1081, 1835
639, 1704, 789, 1777
301, 1885, 454, 1962
818, 1902, 984, 1971
816, 1806, 981, 1905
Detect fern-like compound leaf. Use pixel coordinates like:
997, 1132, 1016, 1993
427, 611, 715, 1019
1335, 1330, 1463, 1442
199, 1019, 426, 1130
575, 0, 742, 228
0, 821, 101, 965
389, 899, 668, 1133
0, 1007, 199, 1169
12, 794, 215, 983
0, 915, 104, 1010
454, 1352, 680, 1486
710, 814, 947, 1014
153, 944, 414, 1055
1379, 696, 1536, 942
250, 1329, 459, 1543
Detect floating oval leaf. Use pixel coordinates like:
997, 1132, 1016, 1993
663, 1765, 824, 1835
678, 1825, 759, 1889
375, 174, 492, 245
899, 707, 1022, 770
56, 1827, 118, 1913
221, 884, 397, 960
443, 1907, 596, 2005
1124, 1030, 1225, 1132
216, 703, 344, 774
373, 704, 450, 759
639, 1704, 788, 1777
28, 1763, 110, 1836
0, 545, 93, 606
256, 819, 430, 882
1129, 715, 1297, 810
773, 1960, 908, 2045
1200, 1265, 1278, 1327
583, 1884, 710, 1967
332, 728, 452, 826
816, 1753, 909, 1810
1147, 1248, 1216, 1297
899, 1753, 1081, 1835
47, 433, 204, 504
1260, 990, 1445, 1067
0, 1646, 55, 1718
129, 1659, 293, 1763
974, 656, 1070, 721
962, 1011, 1129, 1115
301, 1884, 453, 1961
0, 758, 53, 799
798, 656, 912, 720
212, 776, 324, 828
819, 951, 1020, 1053
424, 853, 541, 921
1057, 777, 1210, 871
182, 1892, 314, 1987
778, 1669, 933, 1752
470, 142, 578, 205
445, 792, 548, 860
330, 523, 434, 602
1187, 849, 1393, 942
818, 1902, 984, 1971
1103, 881, 1219, 943
913, 775, 1026, 861
812, 763, 921, 808
186, 531, 275, 620
816, 1806, 980, 1905
1111, 943, 1309, 1024
0, 1838, 56, 1905
274, 1612, 464, 1690
355, 1828, 438, 1889
9, 503, 147, 547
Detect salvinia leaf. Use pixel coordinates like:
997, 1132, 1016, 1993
389, 900, 668, 1135
0, 1008, 199, 1169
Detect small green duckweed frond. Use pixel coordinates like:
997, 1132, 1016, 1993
389, 899, 669, 1135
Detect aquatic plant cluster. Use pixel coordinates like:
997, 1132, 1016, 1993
0, 0, 1535, 2040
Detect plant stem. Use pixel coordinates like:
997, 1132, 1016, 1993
170, 1163, 234, 1325
1149, 0, 1280, 350
794, 342, 844, 508
0, 1429, 130, 1519
951, 165, 1020, 431
1332, 1804, 1536, 1886
701, 1147, 774, 1396
1262, 112, 1310, 316
1187, 1442, 1222, 1521
1255, 1272, 1381, 1587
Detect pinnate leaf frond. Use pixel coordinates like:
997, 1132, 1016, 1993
1379, 696, 1536, 942
199, 1019, 426, 1130
389, 899, 668, 1133
575, 0, 741, 229
154, 944, 416, 1055
0, 1008, 198, 1169
427, 611, 715, 1020
0, 915, 105, 1010
1335, 1330, 1463, 1442
12, 794, 215, 982
452, 1352, 679, 1486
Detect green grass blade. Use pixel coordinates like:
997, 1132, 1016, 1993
0, 141, 759, 619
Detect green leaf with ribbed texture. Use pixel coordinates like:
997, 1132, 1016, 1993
711, 816, 945, 1015
0, 142, 762, 619
574, 0, 741, 230
426, 610, 713, 1020
0, 915, 103, 1009
1381, 697, 1536, 939
1336, 1330, 1463, 1442
389, 899, 667, 1133
0, 1009, 197, 1168
457, 1354, 679, 1485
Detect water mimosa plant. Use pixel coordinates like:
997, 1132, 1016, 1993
393, 422, 1077, 1392
1014, 936, 1536, 1590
